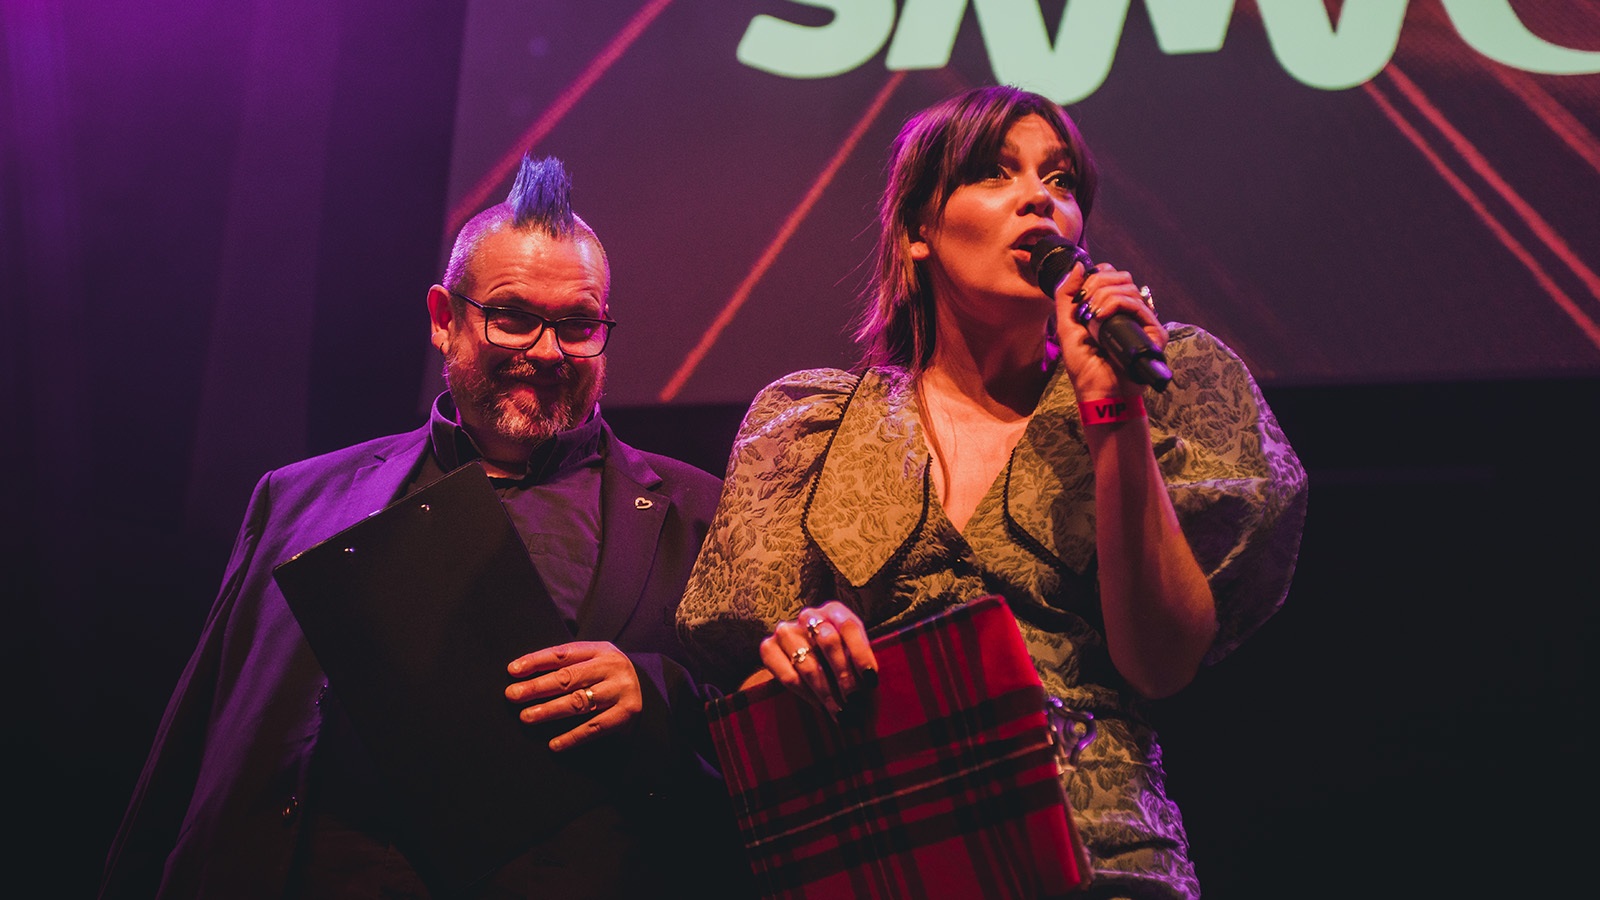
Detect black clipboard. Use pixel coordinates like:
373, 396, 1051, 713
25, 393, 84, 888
273, 463, 619, 896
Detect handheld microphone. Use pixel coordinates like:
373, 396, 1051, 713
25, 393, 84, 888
1029, 236, 1172, 392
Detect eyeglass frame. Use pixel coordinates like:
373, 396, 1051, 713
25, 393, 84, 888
446, 289, 617, 358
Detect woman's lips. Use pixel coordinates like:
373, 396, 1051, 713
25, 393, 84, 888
1013, 229, 1059, 250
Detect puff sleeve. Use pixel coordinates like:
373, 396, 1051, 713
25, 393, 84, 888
1145, 325, 1308, 663
676, 369, 860, 686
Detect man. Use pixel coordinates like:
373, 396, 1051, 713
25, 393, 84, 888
100, 156, 748, 898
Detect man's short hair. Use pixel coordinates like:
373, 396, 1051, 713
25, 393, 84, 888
443, 154, 609, 296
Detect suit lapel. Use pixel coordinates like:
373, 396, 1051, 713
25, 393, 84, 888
342, 430, 432, 526
289, 427, 434, 552
576, 426, 668, 642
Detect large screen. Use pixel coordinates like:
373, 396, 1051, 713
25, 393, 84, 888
442, 0, 1600, 405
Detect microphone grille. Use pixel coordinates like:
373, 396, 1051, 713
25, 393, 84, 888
1029, 238, 1092, 297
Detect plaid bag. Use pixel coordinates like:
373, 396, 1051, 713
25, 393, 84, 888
706, 596, 1093, 900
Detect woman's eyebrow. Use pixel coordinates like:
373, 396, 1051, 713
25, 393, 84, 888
998, 138, 1069, 164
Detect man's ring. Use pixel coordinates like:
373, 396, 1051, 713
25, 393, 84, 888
790, 646, 811, 667
805, 616, 823, 640
1139, 285, 1154, 311
582, 687, 596, 710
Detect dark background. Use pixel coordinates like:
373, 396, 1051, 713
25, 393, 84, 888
3, 1, 1591, 896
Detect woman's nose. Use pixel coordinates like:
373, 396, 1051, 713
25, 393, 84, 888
1018, 175, 1053, 214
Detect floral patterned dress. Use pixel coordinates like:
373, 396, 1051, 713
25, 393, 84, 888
678, 324, 1307, 898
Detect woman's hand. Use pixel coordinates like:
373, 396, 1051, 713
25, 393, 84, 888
1052, 262, 1165, 400
757, 601, 878, 717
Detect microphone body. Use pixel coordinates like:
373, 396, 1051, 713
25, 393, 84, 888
1029, 237, 1172, 392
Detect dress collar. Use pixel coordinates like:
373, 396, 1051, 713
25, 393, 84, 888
802, 364, 1096, 587
803, 368, 931, 588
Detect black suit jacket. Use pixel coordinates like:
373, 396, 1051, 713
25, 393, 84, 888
100, 420, 746, 899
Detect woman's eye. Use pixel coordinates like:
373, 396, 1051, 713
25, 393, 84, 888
1046, 171, 1076, 192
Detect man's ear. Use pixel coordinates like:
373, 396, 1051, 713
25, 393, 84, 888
426, 285, 454, 352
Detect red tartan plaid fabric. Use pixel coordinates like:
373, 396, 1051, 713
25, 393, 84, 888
707, 596, 1088, 900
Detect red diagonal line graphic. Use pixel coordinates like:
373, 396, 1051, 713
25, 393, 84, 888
446, 0, 675, 233
1362, 78, 1600, 351
1384, 64, 1600, 310
1485, 64, 1600, 179
657, 71, 909, 402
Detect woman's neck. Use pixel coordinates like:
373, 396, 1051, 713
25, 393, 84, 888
916, 328, 1052, 533
922, 320, 1052, 419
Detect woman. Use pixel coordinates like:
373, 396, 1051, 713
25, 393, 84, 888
678, 86, 1306, 898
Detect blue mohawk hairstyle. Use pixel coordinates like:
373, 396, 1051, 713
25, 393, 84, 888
507, 155, 576, 237
440, 153, 608, 293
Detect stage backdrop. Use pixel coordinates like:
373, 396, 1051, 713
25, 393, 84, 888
435, 0, 1599, 407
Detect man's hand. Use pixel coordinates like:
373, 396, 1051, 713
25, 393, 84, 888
505, 641, 643, 752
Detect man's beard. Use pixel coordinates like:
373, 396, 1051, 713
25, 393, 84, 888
444, 348, 605, 449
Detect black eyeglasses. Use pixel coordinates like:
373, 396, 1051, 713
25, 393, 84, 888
448, 290, 616, 358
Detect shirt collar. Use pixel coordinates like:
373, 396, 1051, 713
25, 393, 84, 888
429, 392, 605, 485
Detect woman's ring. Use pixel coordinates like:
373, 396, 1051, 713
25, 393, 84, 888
804, 616, 823, 640
582, 688, 596, 710
1139, 285, 1154, 312
790, 645, 811, 667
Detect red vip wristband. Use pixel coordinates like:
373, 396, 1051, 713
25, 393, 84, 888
1079, 394, 1145, 426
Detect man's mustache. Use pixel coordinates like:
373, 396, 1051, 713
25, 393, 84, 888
495, 357, 573, 383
